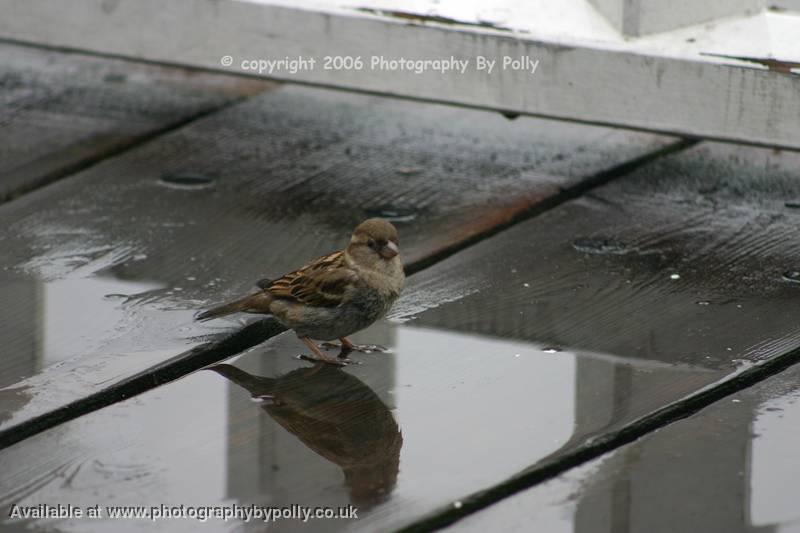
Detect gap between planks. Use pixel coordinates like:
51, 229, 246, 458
0, 139, 695, 451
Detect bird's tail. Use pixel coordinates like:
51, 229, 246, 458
196, 292, 272, 321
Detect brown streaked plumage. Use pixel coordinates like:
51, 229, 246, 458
261, 251, 354, 307
197, 218, 405, 365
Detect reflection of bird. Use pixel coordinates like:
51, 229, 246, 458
197, 219, 404, 365
210, 364, 402, 507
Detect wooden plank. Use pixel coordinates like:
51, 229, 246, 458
0, 83, 673, 441
454, 356, 800, 533
4, 141, 800, 532
386, 141, 800, 530
1, 0, 799, 148
0, 41, 271, 202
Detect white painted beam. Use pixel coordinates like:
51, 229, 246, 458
1, 0, 799, 150
588, 0, 762, 36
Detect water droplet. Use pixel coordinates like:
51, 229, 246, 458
159, 172, 215, 189
542, 347, 561, 354
523, 283, 530, 288
670, 273, 680, 280
572, 237, 629, 255
453, 501, 463, 509
187, 276, 196, 281
732, 399, 741, 403
782, 270, 800, 283
696, 300, 710, 306
514, 353, 521, 358
250, 395, 273, 403
133, 254, 147, 261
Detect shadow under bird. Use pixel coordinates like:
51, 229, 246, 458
210, 363, 402, 506
197, 218, 405, 364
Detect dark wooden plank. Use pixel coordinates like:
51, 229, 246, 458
8, 141, 799, 532
0, 82, 674, 439
0, 41, 271, 202
455, 356, 800, 533
387, 142, 800, 530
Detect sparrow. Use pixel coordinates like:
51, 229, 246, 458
197, 218, 405, 365
210, 364, 402, 506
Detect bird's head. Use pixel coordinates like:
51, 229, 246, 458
346, 218, 401, 268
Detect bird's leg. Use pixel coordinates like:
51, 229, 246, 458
299, 337, 351, 366
338, 336, 389, 354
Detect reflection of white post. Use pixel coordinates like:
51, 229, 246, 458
588, 0, 762, 36
0, 278, 42, 389
749, 394, 800, 527
574, 390, 757, 533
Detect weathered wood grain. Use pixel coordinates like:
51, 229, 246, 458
408, 142, 800, 372
455, 353, 800, 533
6, 141, 799, 532
0, 41, 272, 202
0, 82, 673, 439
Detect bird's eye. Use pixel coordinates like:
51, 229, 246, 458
367, 239, 376, 249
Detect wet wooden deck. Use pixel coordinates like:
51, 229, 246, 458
2, 42, 800, 533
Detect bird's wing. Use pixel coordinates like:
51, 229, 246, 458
265, 251, 356, 307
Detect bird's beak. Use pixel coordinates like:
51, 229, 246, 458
380, 241, 399, 259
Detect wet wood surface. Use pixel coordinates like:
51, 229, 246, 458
0, 61, 674, 443
0, 41, 271, 203
6, 141, 800, 531
0, 321, 716, 532
454, 349, 800, 533
393, 141, 800, 528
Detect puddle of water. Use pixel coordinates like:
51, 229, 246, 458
158, 172, 216, 190
454, 366, 800, 533
0, 273, 162, 388
781, 270, 800, 283
362, 206, 418, 224
0, 321, 717, 533
750, 391, 800, 526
